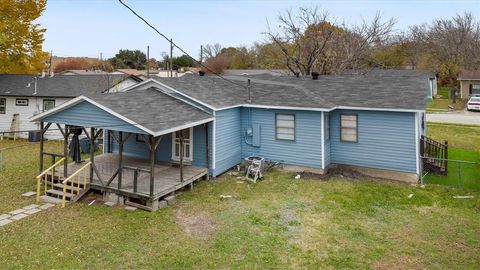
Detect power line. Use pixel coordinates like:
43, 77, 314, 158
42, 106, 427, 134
117, 0, 247, 90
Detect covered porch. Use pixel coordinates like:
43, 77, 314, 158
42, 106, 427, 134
31, 89, 214, 211
60, 153, 208, 201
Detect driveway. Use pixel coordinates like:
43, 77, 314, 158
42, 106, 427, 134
427, 109, 480, 125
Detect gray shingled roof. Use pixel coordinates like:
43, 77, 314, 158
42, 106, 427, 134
152, 70, 430, 111
86, 87, 213, 134
0, 74, 128, 97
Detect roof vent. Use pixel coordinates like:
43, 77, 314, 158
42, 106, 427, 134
312, 72, 319, 80
199, 70, 206, 76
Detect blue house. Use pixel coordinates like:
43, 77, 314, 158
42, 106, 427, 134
31, 70, 429, 210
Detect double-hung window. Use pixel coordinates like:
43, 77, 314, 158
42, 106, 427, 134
0, 98, 5, 114
276, 113, 295, 141
340, 113, 358, 142
43, 99, 55, 111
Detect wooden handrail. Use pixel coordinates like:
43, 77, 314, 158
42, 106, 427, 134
37, 157, 65, 179
36, 157, 66, 203
62, 161, 91, 208
62, 161, 92, 185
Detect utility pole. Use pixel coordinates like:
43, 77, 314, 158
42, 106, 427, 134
200, 45, 203, 64
169, 38, 173, 77
48, 50, 53, 75
147, 45, 150, 76
100, 52, 103, 61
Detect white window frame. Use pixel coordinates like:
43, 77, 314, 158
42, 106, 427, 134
171, 128, 193, 162
275, 113, 295, 141
340, 113, 358, 143
0, 98, 5, 114
43, 99, 55, 111
15, 98, 29, 106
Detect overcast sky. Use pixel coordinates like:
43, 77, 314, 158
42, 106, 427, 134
37, 0, 480, 60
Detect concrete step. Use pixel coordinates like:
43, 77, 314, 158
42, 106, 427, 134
46, 189, 73, 200
39, 195, 63, 205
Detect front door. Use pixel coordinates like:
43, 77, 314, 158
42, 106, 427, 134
172, 128, 193, 162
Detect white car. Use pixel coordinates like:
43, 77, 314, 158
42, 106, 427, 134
467, 96, 480, 111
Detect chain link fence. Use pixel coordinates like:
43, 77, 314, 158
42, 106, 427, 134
422, 157, 480, 191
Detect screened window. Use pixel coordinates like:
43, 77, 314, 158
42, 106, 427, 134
276, 113, 295, 141
43, 99, 55, 111
0, 98, 5, 114
16, 98, 28, 106
340, 114, 358, 142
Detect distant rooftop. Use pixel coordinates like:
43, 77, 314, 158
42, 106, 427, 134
458, 70, 480, 80
59, 69, 110, 75
0, 74, 128, 97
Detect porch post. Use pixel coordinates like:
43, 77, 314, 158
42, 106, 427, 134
89, 127, 95, 182
204, 123, 210, 178
39, 121, 44, 173
149, 135, 155, 197
118, 131, 123, 189
179, 131, 184, 182
63, 125, 69, 178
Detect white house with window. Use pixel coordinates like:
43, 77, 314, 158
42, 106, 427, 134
0, 74, 134, 139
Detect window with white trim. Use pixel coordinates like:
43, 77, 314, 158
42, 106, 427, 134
0, 98, 5, 114
172, 128, 193, 161
43, 99, 55, 111
340, 113, 358, 142
276, 113, 295, 141
15, 98, 28, 106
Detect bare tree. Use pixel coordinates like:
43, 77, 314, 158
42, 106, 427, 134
411, 12, 480, 84
265, 7, 395, 75
202, 43, 223, 60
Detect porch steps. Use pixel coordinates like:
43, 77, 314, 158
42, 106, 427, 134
40, 178, 89, 205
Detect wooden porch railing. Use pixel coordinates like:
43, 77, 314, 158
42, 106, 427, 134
120, 166, 152, 195
61, 161, 92, 208
420, 135, 448, 175
36, 157, 66, 203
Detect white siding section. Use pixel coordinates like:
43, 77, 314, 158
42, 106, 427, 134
0, 96, 71, 139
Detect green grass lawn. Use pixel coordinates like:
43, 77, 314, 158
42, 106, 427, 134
437, 87, 450, 99
427, 99, 465, 111
427, 123, 480, 152
425, 123, 480, 190
0, 139, 479, 268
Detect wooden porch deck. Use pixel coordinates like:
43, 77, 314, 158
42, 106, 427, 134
58, 153, 208, 200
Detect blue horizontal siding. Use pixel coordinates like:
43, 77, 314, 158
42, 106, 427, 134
110, 124, 211, 169
324, 113, 331, 167
213, 108, 242, 176
330, 110, 417, 173
240, 108, 322, 168
43, 100, 146, 134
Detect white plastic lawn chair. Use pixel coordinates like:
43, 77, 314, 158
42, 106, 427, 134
246, 159, 262, 183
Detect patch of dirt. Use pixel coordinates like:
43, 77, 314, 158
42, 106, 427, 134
300, 167, 366, 181
175, 209, 216, 239
373, 255, 424, 270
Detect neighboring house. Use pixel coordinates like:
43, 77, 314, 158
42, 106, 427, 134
31, 71, 430, 210
0, 74, 132, 139
458, 70, 480, 99
59, 70, 110, 75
